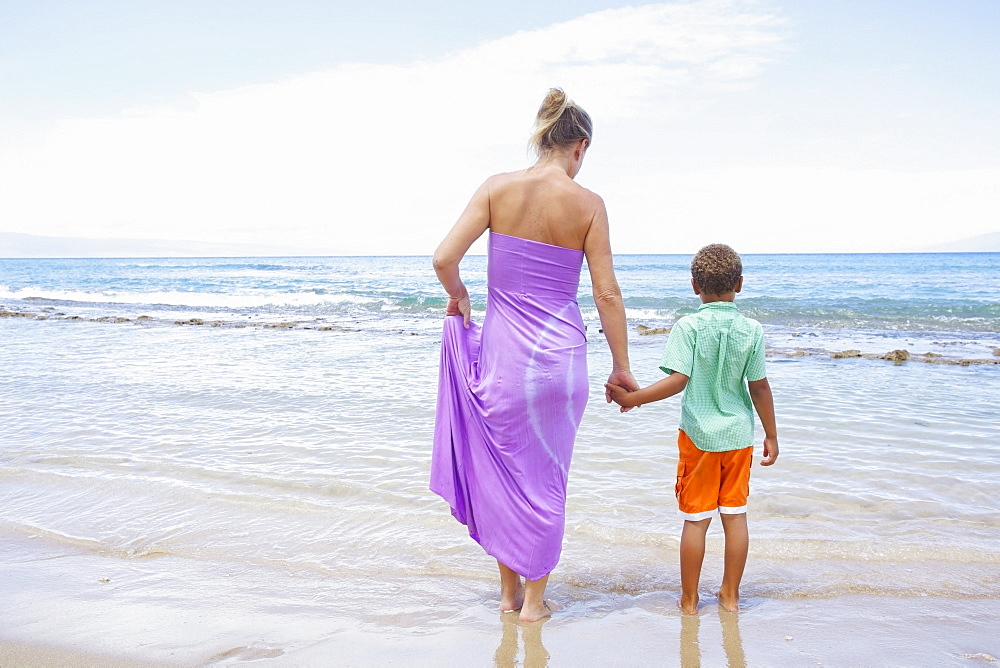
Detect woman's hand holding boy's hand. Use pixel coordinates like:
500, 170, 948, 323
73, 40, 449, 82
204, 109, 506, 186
760, 436, 779, 466
605, 381, 640, 411
605, 369, 639, 413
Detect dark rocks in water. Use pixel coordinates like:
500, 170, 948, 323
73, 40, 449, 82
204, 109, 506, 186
994, 348, 1000, 357
831, 349, 861, 359
636, 324, 671, 336
174, 318, 205, 326
922, 352, 942, 358
0, 309, 35, 318
882, 349, 910, 363
136, 315, 153, 322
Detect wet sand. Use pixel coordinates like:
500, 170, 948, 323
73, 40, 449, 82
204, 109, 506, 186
0, 641, 161, 668
2, 541, 997, 666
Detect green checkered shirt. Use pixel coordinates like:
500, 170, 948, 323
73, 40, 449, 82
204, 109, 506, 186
660, 301, 767, 452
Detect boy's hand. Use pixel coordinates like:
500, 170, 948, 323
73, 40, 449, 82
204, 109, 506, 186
605, 382, 639, 410
760, 436, 779, 466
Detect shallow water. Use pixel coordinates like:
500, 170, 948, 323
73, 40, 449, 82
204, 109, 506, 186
1, 254, 999, 663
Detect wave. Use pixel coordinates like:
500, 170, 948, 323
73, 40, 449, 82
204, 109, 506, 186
4, 283, 998, 334
3, 259, 999, 333
0, 284, 414, 311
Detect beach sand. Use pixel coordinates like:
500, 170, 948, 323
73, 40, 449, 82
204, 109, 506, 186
2, 539, 997, 666
0, 641, 160, 668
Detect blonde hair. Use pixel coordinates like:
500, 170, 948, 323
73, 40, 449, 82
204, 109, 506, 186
528, 88, 593, 157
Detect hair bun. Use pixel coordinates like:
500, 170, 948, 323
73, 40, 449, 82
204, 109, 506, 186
529, 88, 592, 157
539, 88, 569, 120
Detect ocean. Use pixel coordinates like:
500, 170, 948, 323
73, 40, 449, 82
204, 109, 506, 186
1, 252, 998, 665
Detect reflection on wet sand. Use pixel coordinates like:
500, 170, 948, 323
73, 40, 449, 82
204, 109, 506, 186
680, 613, 701, 667
680, 604, 747, 668
495, 613, 549, 668
719, 608, 747, 668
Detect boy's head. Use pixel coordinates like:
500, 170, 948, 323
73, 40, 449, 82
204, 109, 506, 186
691, 244, 743, 296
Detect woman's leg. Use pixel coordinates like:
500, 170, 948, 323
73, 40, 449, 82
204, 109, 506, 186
498, 561, 525, 612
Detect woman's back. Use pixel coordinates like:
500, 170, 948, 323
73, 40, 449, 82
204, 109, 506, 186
486, 165, 600, 252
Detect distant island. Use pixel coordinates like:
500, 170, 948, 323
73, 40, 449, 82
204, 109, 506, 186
916, 230, 1000, 253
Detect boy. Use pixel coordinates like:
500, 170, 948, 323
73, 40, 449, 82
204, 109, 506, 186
606, 243, 778, 614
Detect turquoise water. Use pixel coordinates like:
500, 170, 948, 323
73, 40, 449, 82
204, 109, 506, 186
1, 252, 997, 326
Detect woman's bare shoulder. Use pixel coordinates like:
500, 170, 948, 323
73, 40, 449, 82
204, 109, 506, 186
486, 168, 531, 182
578, 185, 605, 208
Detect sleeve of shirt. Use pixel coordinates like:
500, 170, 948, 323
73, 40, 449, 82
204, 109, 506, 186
660, 318, 695, 376
744, 321, 767, 382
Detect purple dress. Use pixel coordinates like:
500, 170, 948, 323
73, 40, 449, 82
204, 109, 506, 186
431, 231, 589, 580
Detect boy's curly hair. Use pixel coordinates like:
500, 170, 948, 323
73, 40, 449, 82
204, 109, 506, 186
691, 244, 743, 295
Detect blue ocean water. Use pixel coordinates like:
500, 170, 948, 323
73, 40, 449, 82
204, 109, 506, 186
1, 252, 997, 360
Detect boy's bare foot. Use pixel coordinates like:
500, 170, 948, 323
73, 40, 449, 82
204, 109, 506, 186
519, 599, 561, 623
678, 594, 699, 615
500, 582, 525, 613
716, 590, 739, 613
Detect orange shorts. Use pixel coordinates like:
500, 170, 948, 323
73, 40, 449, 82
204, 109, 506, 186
675, 430, 752, 521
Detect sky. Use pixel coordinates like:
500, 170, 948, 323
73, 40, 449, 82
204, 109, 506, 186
1, 0, 998, 255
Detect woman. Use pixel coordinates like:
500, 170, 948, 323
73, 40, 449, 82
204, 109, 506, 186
431, 88, 636, 622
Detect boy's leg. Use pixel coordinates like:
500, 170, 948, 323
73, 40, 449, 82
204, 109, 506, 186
497, 561, 524, 612
679, 517, 711, 614
716, 445, 753, 612
718, 513, 748, 612
675, 431, 720, 615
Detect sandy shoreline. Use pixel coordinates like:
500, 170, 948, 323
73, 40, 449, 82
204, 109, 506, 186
0, 641, 163, 668
2, 539, 997, 666
3, 599, 998, 667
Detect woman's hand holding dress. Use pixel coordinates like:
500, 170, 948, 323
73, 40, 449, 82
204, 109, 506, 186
446, 294, 472, 328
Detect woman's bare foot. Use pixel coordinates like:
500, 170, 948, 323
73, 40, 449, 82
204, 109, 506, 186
519, 599, 561, 623
716, 590, 739, 613
500, 581, 525, 612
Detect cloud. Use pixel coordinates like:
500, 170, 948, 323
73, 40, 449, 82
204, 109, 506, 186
0, 0, 789, 254
603, 167, 1000, 253
5, 1, 996, 255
